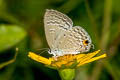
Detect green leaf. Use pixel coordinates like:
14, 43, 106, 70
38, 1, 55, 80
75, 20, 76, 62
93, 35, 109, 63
0, 24, 26, 52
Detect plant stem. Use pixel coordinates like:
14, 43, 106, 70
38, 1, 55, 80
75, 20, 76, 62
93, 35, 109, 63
58, 68, 75, 80
85, 0, 99, 45
90, 0, 112, 80
100, 0, 112, 50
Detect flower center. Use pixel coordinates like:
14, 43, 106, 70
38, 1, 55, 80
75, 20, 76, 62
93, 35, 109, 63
53, 54, 76, 62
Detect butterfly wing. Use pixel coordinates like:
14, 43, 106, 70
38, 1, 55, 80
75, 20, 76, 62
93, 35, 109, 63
44, 9, 73, 49
57, 26, 92, 54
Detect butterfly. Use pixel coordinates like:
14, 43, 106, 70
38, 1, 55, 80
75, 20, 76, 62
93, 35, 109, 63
44, 9, 93, 57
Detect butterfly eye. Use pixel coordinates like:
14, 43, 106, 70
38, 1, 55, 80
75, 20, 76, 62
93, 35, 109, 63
83, 40, 89, 46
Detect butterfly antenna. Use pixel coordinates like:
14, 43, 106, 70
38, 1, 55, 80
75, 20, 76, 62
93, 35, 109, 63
39, 49, 48, 55
37, 48, 49, 51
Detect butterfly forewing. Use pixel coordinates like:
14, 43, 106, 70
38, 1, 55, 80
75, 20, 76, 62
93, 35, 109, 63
44, 9, 73, 49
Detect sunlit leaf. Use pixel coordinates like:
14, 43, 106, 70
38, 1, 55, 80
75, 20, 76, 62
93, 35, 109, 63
0, 24, 26, 52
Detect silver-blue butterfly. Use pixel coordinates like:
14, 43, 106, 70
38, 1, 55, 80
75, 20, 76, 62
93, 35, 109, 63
44, 9, 93, 57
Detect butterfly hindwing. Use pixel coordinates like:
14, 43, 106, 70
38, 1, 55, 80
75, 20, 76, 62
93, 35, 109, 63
57, 26, 92, 54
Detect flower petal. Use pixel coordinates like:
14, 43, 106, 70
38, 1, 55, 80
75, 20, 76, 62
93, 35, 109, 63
28, 52, 52, 65
77, 50, 101, 63
77, 53, 106, 67
81, 53, 106, 65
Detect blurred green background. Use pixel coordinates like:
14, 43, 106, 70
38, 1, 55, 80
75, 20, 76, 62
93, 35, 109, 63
0, 0, 120, 80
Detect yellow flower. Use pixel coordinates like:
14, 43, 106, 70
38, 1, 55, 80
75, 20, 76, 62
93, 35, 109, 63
28, 50, 106, 69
